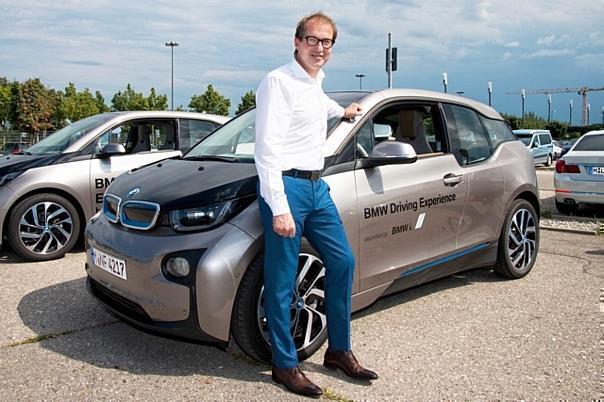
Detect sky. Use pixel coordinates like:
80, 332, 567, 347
1, 0, 603, 124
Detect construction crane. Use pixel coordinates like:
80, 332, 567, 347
507, 86, 604, 126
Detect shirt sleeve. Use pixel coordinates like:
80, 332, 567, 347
254, 75, 293, 216
325, 94, 345, 119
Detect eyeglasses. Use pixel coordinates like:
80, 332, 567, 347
304, 35, 334, 49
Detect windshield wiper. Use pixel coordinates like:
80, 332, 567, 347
14, 151, 32, 155
185, 154, 240, 163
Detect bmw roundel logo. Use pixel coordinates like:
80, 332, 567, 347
126, 187, 141, 198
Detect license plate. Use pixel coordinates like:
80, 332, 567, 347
91, 247, 127, 280
589, 166, 604, 175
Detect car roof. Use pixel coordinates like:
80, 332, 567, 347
513, 129, 550, 135
99, 111, 230, 125
329, 89, 504, 120
583, 130, 604, 136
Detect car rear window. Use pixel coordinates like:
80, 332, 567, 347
573, 134, 604, 151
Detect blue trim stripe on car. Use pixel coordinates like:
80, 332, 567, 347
400, 242, 490, 278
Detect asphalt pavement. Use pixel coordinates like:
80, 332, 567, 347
1, 227, 602, 401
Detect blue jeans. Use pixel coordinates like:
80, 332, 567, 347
258, 176, 355, 369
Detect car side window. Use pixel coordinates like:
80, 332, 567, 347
443, 104, 492, 165
91, 120, 176, 155
354, 103, 444, 160
480, 116, 516, 150
539, 133, 551, 145
179, 119, 219, 152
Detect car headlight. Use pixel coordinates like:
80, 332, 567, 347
168, 196, 254, 232
0, 171, 24, 187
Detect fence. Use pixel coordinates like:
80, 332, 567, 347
1, 130, 53, 150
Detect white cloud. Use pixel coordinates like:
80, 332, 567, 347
537, 35, 557, 46
527, 48, 575, 58
1, 0, 603, 114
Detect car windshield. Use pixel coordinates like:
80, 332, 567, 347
573, 134, 604, 151
27, 114, 115, 155
516, 136, 532, 146
186, 92, 368, 162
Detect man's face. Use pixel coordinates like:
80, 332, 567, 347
294, 18, 334, 77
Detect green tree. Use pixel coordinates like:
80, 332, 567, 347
0, 77, 13, 129
56, 83, 104, 125
14, 78, 57, 132
146, 87, 168, 111
111, 84, 149, 111
189, 84, 230, 116
95, 91, 109, 113
236, 90, 256, 115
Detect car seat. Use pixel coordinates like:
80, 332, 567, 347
129, 126, 152, 153
396, 110, 433, 154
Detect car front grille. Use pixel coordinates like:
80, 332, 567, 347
103, 193, 160, 231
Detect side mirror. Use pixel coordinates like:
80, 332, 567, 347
356, 141, 417, 169
98, 143, 126, 158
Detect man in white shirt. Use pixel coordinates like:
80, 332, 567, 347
255, 12, 378, 398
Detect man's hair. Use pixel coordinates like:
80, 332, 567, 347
294, 12, 338, 42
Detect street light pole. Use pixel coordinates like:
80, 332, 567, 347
521, 89, 526, 127
487, 81, 493, 106
569, 99, 573, 126
547, 94, 552, 123
165, 41, 179, 110
442, 72, 448, 93
355, 73, 366, 90
587, 103, 591, 125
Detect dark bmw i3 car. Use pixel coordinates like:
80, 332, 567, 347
85, 89, 540, 363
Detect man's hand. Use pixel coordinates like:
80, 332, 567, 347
273, 213, 296, 238
343, 102, 363, 119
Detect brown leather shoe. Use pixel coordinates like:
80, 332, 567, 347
323, 349, 379, 380
271, 366, 322, 398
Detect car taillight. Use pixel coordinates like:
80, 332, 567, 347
555, 159, 580, 173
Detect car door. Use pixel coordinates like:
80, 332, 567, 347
352, 102, 467, 291
88, 119, 181, 213
441, 103, 505, 249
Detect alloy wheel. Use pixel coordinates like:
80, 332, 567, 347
507, 208, 537, 270
18, 201, 74, 255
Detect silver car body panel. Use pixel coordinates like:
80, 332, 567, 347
85, 89, 540, 344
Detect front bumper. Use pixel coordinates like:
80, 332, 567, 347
86, 275, 225, 345
85, 213, 259, 343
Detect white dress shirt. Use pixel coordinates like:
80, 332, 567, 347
254, 58, 345, 216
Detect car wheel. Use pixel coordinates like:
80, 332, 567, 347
544, 154, 552, 166
555, 200, 576, 215
494, 199, 539, 279
7, 193, 80, 261
231, 249, 328, 364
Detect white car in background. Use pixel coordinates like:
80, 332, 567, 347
554, 130, 604, 214
552, 140, 563, 159
0, 111, 229, 261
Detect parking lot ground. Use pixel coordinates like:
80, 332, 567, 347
1, 229, 603, 401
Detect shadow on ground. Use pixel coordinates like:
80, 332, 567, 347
16, 266, 505, 380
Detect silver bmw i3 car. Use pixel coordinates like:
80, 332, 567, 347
85, 89, 540, 363
0, 111, 228, 261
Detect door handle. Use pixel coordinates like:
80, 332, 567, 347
443, 173, 463, 186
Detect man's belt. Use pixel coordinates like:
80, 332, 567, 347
282, 169, 322, 180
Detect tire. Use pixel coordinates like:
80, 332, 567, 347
231, 249, 328, 364
555, 200, 576, 215
544, 154, 552, 166
7, 193, 81, 261
494, 199, 539, 279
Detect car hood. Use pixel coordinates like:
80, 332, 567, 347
106, 159, 259, 210
0, 153, 63, 174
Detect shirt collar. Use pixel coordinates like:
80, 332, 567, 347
290, 57, 325, 85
